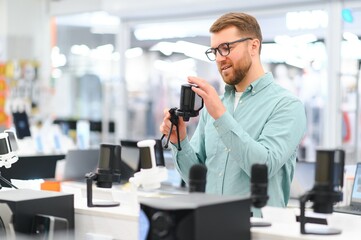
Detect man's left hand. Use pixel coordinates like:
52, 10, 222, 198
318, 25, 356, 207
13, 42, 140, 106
187, 76, 226, 120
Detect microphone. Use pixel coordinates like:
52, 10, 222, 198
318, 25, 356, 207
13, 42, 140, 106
189, 164, 207, 193
85, 144, 122, 207
95, 144, 122, 188
299, 149, 344, 235
175, 84, 204, 122
251, 164, 269, 208
161, 84, 204, 151
311, 149, 344, 214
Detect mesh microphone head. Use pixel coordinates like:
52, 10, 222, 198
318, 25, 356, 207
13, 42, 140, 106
251, 164, 269, 208
96, 144, 122, 188
189, 164, 207, 193
312, 149, 344, 213
251, 164, 268, 184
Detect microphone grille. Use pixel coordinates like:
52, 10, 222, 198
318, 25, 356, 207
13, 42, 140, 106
189, 164, 207, 180
251, 164, 268, 184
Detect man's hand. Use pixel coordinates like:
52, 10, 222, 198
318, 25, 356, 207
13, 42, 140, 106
188, 76, 226, 119
159, 108, 187, 144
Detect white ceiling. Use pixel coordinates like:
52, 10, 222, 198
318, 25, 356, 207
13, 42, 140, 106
53, 0, 361, 48
101, 0, 325, 20
50, 0, 329, 19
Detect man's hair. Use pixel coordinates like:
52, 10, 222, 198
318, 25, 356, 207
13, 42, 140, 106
209, 12, 263, 53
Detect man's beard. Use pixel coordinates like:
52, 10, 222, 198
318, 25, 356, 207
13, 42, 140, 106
221, 57, 252, 86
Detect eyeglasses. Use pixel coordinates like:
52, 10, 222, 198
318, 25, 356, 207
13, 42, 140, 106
205, 37, 253, 61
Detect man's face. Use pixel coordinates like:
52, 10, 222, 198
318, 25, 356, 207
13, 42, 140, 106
210, 26, 252, 86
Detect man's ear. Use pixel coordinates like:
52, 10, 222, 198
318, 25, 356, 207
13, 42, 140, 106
250, 39, 260, 56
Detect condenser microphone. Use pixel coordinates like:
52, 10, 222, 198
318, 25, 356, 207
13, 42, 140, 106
96, 144, 122, 188
299, 149, 344, 235
311, 149, 344, 214
189, 164, 207, 193
85, 144, 122, 207
175, 84, 204, 121
251, 164, 269, 208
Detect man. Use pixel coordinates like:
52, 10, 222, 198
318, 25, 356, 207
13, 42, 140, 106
159, 12, 306, 217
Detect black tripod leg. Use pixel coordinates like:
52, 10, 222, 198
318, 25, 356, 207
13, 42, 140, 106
161, 107, 182, 150
175, 124, 182, 151
0, 171, 18, 189
163, 122, 174, 148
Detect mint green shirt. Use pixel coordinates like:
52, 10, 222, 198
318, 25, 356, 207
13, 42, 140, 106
172, 72, 307, 217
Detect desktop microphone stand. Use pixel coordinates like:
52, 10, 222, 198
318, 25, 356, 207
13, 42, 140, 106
85, 172, 120, 208
161, 107, 182, 151
299, 190, 342, 235
0, 171, 18, 189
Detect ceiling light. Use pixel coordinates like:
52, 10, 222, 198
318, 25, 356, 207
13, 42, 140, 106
125, 47, 143, 58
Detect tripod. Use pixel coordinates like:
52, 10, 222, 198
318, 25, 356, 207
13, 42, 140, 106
0, 171, 18, 189
161, 108, 182, 151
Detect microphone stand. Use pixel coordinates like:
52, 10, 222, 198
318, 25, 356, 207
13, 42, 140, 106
161, 108, 182, 151
0, 171, 18, 189
85, 172, 120, 208
299, 190, 342, 235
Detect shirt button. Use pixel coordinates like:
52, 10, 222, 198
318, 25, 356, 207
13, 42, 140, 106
219, 172, 223, 177
252, 90, 256, 94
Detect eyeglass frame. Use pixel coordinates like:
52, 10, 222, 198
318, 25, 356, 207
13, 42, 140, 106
205, 37, 253, 61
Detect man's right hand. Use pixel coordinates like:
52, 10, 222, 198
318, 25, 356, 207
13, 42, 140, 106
159, 108, 187, 145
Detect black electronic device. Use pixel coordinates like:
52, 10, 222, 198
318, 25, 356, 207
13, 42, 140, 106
140, 193, 251, 240
251, 164, 269, 208
154, 139, 165, 167
175, 84, 204, 121
12, 111, 31, 139
120, 140, 141, 182
188, 164, 207, 193
139, 140, 163, 169
0, 154, 65, 185
0, 203, 15, 239
299, 149, 345, 235
0, 189, 74, 236
95, 144, 121, 187
31, 214, 69, 240
161, 84, 204, 151
85, 143, 122, 207
250, 164, 271, 227
4, 130, 18, 152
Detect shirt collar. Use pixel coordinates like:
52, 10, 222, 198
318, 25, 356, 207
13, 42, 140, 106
225, 72, 273, 96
